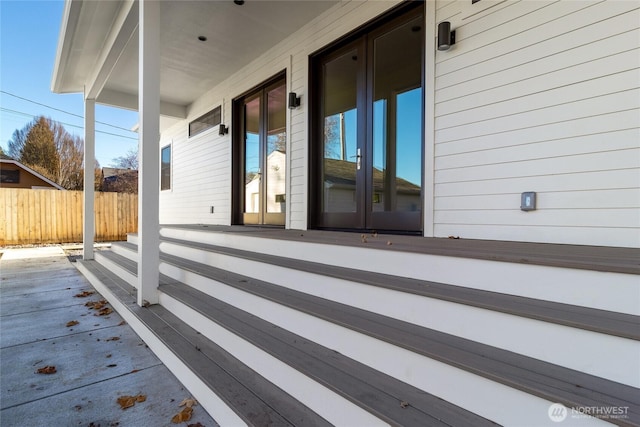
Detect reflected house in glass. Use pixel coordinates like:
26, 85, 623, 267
245, 149, 286, 214
323, 158, 420, 213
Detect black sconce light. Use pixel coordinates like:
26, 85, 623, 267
219, 124, 228, 135
288, 92, 301, 109
437, 21, 455, 51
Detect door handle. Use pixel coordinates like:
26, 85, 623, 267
349, 149, 362, 170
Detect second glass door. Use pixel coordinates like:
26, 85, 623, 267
241, 75, 287, 225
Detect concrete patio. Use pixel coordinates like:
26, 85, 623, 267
0, 245, 217, 427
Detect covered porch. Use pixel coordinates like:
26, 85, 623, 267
51, 0, 346, 307
51, 0, 640, 424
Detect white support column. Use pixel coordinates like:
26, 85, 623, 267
83, 97, 95, 260
137, 0, 160, 306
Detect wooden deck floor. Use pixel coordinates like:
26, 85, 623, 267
162, 225, 640, 275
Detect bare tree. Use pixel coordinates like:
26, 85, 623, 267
111, 147, 139, 170
94, 160, 103, 192
57, 132, 84, 190
7, 124, 28, 159
323, 114, 341, 159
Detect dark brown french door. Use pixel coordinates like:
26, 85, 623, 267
233, 73, 287, 226
311, 5, 424, 232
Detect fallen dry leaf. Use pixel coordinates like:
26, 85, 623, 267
179, 397, 198, 408
187, 423, 205, 427
117, 394, 146, 410
106, 337, 120, 342
117, 396, 135, 410
36, 365, 57, 374
448, 235, 460, 239
400, 401, 410, 408
95, 307, 113, 316
66, 320, 79, 327
85, 300, 108, 310
74, 290, 95, 298
118, 321, 127, 326
171, 406, 193, 423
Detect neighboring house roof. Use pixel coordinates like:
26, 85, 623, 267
324, 158, 420, 194
0, 158, 66, 190
102, 167, 137, 179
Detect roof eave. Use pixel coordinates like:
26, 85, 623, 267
51, 0, 84, 94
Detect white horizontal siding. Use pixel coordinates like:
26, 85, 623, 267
436, 188, 640, 211
436, 129, 640, 171
434, 0, 640, 247
436, 149, 640, 183
436, 109, 640, 156
435, 224, 639, 248
436, 168, 639, 196
159, 113, 232, 225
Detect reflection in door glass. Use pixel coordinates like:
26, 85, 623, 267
322, 49, 358, 213
396, 87, 422, 212
244, 97, 260, 213
372, 16, 422, 213
372, 99, 387, 212
266, 83, 286, 213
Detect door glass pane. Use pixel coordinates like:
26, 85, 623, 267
244, 97, 260, 213
372, 16, 422, 213
266, 83, 287, 213
396, 87, 422, 212
322, 49, 358, 213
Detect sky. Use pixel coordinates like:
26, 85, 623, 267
0, 0, 139, 167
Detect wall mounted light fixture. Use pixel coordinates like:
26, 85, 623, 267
219, 124, 228, 135
288, 92, 301, 109
437, 21, 455, 51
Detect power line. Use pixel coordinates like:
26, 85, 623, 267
0, 90, 137, 133
0, 107, 139, 141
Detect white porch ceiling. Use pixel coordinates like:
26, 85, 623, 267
52, 0, 338, 118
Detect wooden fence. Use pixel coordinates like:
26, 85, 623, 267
0, 188, 138, 245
